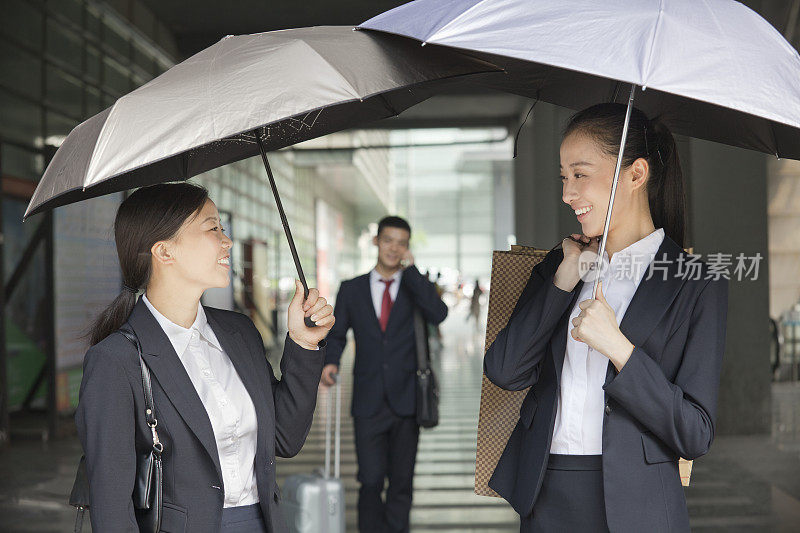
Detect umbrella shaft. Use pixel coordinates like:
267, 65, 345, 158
592, 84, 637, 299
257, 136, 310, 300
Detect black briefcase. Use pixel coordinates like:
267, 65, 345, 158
413, 307, 439, 428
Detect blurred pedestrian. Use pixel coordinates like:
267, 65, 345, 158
320, 216, 448, 533
467, 278, 483, 327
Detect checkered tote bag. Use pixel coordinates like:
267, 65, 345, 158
474, 244, 693, 497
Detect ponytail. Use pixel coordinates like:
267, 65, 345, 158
647, 119, 686, 249
87, 289, 139, 346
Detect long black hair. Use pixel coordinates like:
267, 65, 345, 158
563, 103, 687, 249
87, 182, 209, 346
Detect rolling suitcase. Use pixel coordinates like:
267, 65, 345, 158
281, 377, 345, 533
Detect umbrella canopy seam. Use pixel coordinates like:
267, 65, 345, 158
640, 0, 665, 88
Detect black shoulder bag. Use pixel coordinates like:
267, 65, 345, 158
69, 325, 164, 533
413, 307, 439, 428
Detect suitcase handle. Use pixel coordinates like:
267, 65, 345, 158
323, 376, 341, 479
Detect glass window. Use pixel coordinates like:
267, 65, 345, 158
0, 41, 42, 98
0, 89, 42, 146
103, 57, 130, 95
86, 5, 101, 37
3, 199, 48, 411
102, 18, 129, 59
1, 144, 44, 182
1, 0, 42, 51
46, 110, 78, 139
131, 72, 151, 89
132, 2, 156, 40
85, 45, 101, 82
46, 19, 83, 70
48, 0, 84, 28
132, 42, 153, 73
46, 66, 83, 118
103, 92, 116, 108
85, 86, 103, 117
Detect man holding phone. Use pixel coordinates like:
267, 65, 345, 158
320, 216, 448, 533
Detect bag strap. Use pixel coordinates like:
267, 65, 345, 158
413, 306, 430, 374
119, 325, 163, 454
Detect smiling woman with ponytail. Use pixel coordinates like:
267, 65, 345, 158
483, 103, 728, 532
88, 184, 210, 346
77, 182, 334, 532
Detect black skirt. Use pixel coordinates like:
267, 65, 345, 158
520, 454, 609, 533
220, 503, 268, 533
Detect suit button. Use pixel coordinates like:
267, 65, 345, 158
383, 363, 388, 369
382, 340, 387, 346
605, 404, 612, 415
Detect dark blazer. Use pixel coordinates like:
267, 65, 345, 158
324, 264, 448, 418
75, 298, 325, 533
484, 234, 729, 533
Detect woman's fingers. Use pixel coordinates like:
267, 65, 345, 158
310, 304, 333, 323
314, 314, 335, 328
305, 296, 327, 318
303, 288, 320, 311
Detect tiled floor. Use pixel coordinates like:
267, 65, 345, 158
2, 302, 800, 531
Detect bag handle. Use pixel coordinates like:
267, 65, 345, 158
323, 376, 341, 479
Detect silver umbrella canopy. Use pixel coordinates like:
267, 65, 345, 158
359, 0, 800, 297
25, 26, 500, 302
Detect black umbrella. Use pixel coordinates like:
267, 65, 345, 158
25, 26, 500, 308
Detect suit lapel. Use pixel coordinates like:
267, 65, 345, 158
553, 281, 584, 383
128, 299, 222, 480
385, 276, 410, 335
204, 308, 270, 459
550, 235, 688, 385
604, 235, 688, 384
359, 274, 383, 334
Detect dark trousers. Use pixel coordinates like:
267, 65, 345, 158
353, 401, 420, 533
520, 454, 609, 533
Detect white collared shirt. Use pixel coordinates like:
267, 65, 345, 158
142, 294, 259, 507
369, 268, 403, 320
550, 227, 665, 455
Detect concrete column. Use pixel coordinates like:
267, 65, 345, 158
513, 103, 576, 249
687, 139, 772, 434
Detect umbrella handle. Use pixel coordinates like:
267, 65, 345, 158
256, 134, 317, 329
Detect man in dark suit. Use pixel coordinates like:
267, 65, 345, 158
320, 216, 448, 533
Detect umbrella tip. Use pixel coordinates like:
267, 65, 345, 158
421, 41, 427, 47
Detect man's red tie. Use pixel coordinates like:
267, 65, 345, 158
379, 279, 394, 332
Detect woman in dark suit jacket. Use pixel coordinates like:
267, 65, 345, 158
76, 182, 334, 532
484, 103, 729, 532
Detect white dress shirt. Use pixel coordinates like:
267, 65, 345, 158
142, 294, 259, 507
550, 227, 665, 455
370, 268, 403, 319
